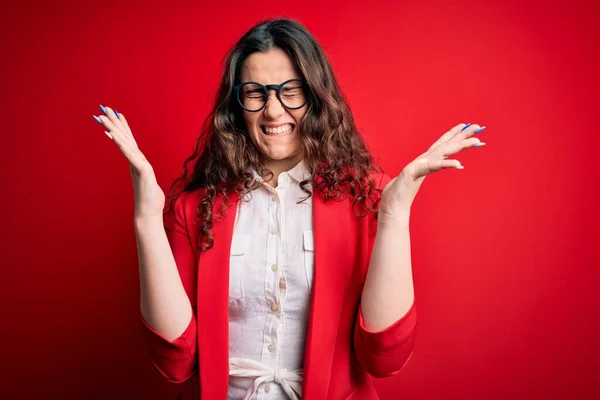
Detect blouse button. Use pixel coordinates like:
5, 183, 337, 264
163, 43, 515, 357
268, 344, 276, 352
271, 264, 278, 272
270, 302, 279, 313
271, 227, 278, 235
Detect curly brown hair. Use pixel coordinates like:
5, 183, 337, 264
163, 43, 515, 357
164, 18, 385, 252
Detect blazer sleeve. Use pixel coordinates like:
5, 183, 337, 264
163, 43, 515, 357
353, 172, 418, 378
140, 191, 199, 384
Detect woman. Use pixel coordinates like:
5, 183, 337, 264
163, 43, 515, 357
93, 18, 485, 400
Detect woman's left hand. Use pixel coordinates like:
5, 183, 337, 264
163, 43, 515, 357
378, 122, 487, 222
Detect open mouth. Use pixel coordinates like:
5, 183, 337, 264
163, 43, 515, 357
260, 123, 295, 136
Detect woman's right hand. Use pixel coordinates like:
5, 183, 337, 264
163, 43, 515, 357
93, 105, 166, 219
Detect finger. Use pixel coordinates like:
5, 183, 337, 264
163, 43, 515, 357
427, 123, 469, 151
103, 127, 149, 170
97, 115, 139, 150
412, 158, 463, 178
100, 105, 129, 137
106, 106, 133, 137
445, 123, 485, 145
438, 137, 485, 158
115, 111, 133, 137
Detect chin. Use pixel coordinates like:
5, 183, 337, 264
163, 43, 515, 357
263, 149, 300, 161
253, 138, 301, 159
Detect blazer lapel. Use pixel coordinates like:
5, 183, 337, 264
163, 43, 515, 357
302, 190, 352, 398
196, 191, 240, 399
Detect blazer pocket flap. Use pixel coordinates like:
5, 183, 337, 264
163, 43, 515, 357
303, 230, 315, 251
230, 233, 251, 256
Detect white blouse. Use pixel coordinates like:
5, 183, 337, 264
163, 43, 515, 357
227, 160, 314, 400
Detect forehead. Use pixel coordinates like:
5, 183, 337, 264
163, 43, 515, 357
240, 48, 301, 84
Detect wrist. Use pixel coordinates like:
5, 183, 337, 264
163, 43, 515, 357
378, 207, 411, 226
134, 214, 164, 228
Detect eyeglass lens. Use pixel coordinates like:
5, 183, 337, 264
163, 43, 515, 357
239, 81, 307, 111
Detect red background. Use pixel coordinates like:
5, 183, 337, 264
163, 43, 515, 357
1, 0, 599, 398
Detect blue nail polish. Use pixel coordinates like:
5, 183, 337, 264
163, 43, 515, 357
114, 110, 119, 119
474, 126, 486, 134
472, 142, 486, 147
93, 115, 102, 124
461, 123, 472, 131
99, 104, 107, 115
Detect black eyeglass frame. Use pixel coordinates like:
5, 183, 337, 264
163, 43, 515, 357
233, 78, 310, 112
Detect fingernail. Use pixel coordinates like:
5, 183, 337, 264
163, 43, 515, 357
456, 165, 465, 169
104, 131, 113, 140
99, 104, 107, 115
93, 115, 102, 124
461, 123, 472, 131
114, 109, 120, 119
474, 126, 486, 134
473, 142, 486, 147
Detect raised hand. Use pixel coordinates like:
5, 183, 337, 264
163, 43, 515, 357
93, 104, 166, 219
379, 123, 487, 220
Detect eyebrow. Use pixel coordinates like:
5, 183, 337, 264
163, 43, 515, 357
240, 78, 301, 84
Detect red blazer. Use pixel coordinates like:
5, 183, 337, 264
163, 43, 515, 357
140, 172, 417, 399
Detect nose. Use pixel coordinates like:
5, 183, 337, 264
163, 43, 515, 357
263, 90, 285, 119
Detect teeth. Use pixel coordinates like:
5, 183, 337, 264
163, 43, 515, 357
263, 124, 293, 135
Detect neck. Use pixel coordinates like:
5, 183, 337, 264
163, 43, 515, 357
262, 154, 304, 187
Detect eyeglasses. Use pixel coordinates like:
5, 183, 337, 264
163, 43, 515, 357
233, 78, 309, 112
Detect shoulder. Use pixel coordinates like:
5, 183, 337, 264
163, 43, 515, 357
180, 188, 206, 207
365, 170, 392, 235
368, 169, 392, 190
174, 187, 239, 223
170, 188, 206, 224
